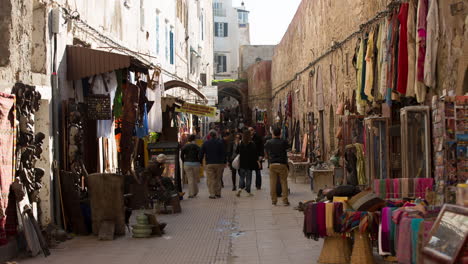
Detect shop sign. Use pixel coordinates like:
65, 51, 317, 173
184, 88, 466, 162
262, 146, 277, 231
175, 102, 217, 117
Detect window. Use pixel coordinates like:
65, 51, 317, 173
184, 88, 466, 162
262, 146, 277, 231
200, 11, 204, 40
156, 13, 160, 54
213, 1, 226, 17
238, 11, 248, 24
170, 30, 174, 65
165, 23, 169, 61
214, 22, 228, 37
215, 54, 227, 73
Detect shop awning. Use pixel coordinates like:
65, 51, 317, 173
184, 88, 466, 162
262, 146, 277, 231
66, 45, 151, 80
164, 80, 208, 104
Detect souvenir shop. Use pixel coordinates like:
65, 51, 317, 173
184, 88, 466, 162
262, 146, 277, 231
272, 1, 468, 263
58, 45, 177, 238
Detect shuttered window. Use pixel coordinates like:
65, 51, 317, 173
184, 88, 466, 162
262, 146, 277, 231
170, 31, 174, 65
216, 54, 227, 73
214, 22, 228, 37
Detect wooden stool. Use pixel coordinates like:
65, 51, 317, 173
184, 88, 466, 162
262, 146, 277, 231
318, 235, 352, 263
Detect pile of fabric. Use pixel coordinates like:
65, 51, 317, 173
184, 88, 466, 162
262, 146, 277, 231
303, 202, 344, 240
373, 178, 434, 199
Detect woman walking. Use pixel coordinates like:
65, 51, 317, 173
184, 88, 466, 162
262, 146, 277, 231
181, 134, 201, 198
228, 133, 241, 191
236, 130, 259, 197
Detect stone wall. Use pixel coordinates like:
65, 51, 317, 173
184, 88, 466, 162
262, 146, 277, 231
271, 0, 467, 158
239, 45, 275, 77
247, 60, 272, 125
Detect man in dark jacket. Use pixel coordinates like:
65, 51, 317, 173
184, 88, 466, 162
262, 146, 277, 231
249, 127, 264, 190
181, 135, 201, 198
264, 127, 290, 206
199, 130, 226, 199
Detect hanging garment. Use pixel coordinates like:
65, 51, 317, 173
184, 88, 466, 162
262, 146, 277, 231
356, 39, 366, 114
354, 143, 366, 186
379, 20, 389, 98
0, 93, 15, 246
90, 73, 118, 138
114, 70, 124, 118
147, 74, 163, 133
333, 202, 343, 233
345, 146, 359, 186
415, 0, 429, 103
317, 202, 327, 238
376, 21, 385, 99
411, 218, 424, 264
381, 207, 392, 254
397, 3, 410, 94
325, 203, 335, 236
397, 217, 413, 264
406, 0, 418, 97
136, 104, 149, 138
364, 29, 376, 101
424, 0, 439, 88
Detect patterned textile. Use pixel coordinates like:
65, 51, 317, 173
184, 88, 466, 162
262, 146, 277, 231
0, 93, 15, 246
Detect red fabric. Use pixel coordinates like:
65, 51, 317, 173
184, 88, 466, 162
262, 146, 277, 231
393, 178, 400, 199
0, 93, 15, 246
416, 0, 428, 82
385, 178, 393, 199
397, 3, 409, 94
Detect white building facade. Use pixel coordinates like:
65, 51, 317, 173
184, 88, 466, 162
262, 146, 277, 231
213, 0, 250, 80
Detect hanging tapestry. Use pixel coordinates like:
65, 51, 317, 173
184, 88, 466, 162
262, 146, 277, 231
0, 92, 15, 245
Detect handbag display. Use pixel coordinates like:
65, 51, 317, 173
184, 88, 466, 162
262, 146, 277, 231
86, 74, 112, 120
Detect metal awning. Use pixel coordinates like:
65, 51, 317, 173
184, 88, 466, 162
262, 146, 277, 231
164, 80, 208, 104
66, 45, 151, 80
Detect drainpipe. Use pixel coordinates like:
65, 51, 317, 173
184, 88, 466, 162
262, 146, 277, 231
51, 7, 63, 227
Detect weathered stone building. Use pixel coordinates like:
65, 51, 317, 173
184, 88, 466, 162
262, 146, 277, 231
247, 60, 272, 125
272, 0, 467, 159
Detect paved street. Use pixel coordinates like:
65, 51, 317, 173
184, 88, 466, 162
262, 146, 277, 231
16, 167, 322, 264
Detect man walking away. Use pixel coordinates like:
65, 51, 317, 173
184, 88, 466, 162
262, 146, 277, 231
264, 127, 290, 206
249, 127, 264, 190
181, 134, 201, 198
199, 130, 226, 199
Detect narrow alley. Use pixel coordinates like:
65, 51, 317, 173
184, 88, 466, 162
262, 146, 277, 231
16, 168, 322, 264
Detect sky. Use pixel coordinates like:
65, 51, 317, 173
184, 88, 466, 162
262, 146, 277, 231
232, 0, 302, 45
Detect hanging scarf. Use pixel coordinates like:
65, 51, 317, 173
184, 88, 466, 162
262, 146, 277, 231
381, 207, 392, 253
333, 202, 344, 233
325, 203, 335, 236
317, 202, 327, 237
393, 178, 401, 199
354, 143, 366, 185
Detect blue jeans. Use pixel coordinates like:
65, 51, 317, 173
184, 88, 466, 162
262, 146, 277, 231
239, 169, 253, 193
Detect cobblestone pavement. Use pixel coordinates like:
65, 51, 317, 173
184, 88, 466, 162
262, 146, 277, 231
16, 166, 323, 264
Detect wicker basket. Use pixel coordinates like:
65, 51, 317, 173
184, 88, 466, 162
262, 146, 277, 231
350, 230, 375, 264
318, 235, 352, 264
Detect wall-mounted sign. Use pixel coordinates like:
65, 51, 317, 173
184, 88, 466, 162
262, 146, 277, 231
175, 102, 217, 117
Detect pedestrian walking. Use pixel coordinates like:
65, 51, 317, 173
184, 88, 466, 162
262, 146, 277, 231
199, 130, 226, 199
181, 134, 201, 198
264, 127, 290, 206
236, 130, 259, 197
228, 133, 241, 191
249, 127, 264, 190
